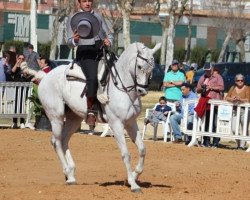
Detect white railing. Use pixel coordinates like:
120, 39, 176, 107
0, 82, 33, 123
182, 99, 250, 152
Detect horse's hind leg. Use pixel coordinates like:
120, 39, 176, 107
50, 116, 71, 182
110, 121, 141, 193
125, 122, 146, 181
62, 109, 83, 184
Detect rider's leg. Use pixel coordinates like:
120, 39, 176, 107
77, 44, 101, 130
81, 59, 99, 130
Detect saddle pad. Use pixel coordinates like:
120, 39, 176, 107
65, 63, 86, 80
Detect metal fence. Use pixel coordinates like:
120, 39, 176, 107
0, 82, 33, 124
182, 99, 250, 152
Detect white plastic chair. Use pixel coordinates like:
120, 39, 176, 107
142, 102, 176, 142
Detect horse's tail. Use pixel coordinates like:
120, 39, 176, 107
20, 62, 46, 81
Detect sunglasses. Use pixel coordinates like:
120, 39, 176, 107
236, 80, 244, 82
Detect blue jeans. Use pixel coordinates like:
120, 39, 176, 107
170, 113, 194, 139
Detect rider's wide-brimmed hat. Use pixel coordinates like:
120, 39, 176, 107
70, 11, 100, 39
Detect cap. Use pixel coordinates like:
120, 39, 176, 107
203, 62, 212, 70
172, 59, 179, 65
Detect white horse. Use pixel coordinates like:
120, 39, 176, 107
25, 42, 161, 192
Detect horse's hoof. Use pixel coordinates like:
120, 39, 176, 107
66, 180, 77, 185
131, 188, 142, 193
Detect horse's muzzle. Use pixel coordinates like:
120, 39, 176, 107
137, 87, 148, 96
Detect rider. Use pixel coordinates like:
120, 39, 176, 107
67, 0, 113, 129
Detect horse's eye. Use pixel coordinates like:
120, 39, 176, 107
138, 66, 142, 70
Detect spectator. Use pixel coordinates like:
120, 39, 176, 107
2, 51, 12, 81
170, 83, 198, 143
225, 74, 250, 149
179, 63, 186, 75
144, 96, 172, 128
39, 57, 52, 73
7, 45, 17, 68
0, 57, 6, 82
163, 59, 185, 102
25, 44, 40, 71
10, 54, 32, 129
185, 66, 195, 84
196, 62, 224, 148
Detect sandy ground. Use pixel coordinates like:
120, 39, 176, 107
1, 127, 250, 200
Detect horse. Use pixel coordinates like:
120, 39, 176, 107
23, 42, 161, 192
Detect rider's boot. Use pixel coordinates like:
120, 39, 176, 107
86, 97, 97, 131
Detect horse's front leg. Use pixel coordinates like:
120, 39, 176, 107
109, 120, 141, 193
125, 121, 146, 181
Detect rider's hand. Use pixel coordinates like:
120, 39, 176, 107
73, 30, 80, 43
104, 38, 111, 47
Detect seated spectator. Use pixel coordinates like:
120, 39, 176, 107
225, 74, 250, 149
144, 96, 172, 128
170, 83, 198, 144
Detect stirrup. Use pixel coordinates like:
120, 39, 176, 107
86, 112, 96, 126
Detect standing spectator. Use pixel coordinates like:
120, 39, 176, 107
179, 63, 186, 76
0, 57, 6, 82
2, 51, 12, 81
225, 74, 250, 149
163, 59, 185, 102
170, 83, 198, 143
196, 62, 224, 148
7, 45, 17, 68
39, 57, 52, 73
10, 54, 32, 129
185, 66, 195, 84
25, 44, 40, 71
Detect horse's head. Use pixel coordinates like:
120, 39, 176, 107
134, 43, 161, 96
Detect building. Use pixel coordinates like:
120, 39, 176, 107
1, 0, 250, 61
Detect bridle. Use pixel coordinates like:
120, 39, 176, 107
110, 52, 154, 93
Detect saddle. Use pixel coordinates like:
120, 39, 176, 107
65, 50, 117, 104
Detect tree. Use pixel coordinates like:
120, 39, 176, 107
159, 0, 188, 72
184, 0, 193, 62
115, 0, 135, 49
97, 0, 123, 54
208, 0, 249, 62
49, 0, 75, 60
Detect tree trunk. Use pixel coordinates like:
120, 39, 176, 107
160, 25, 168, 65
185, 0, 193, 62
237, 39, 246, 62
122, 10, 131, 49
50, 15, 60, 60
218, 32, 231, 63
165, 13, 175, 72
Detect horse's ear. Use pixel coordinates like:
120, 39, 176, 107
152, 43, 162, 55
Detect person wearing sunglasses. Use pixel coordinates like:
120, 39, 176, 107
225, 74, 250, 149
10, 54, 32, 129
